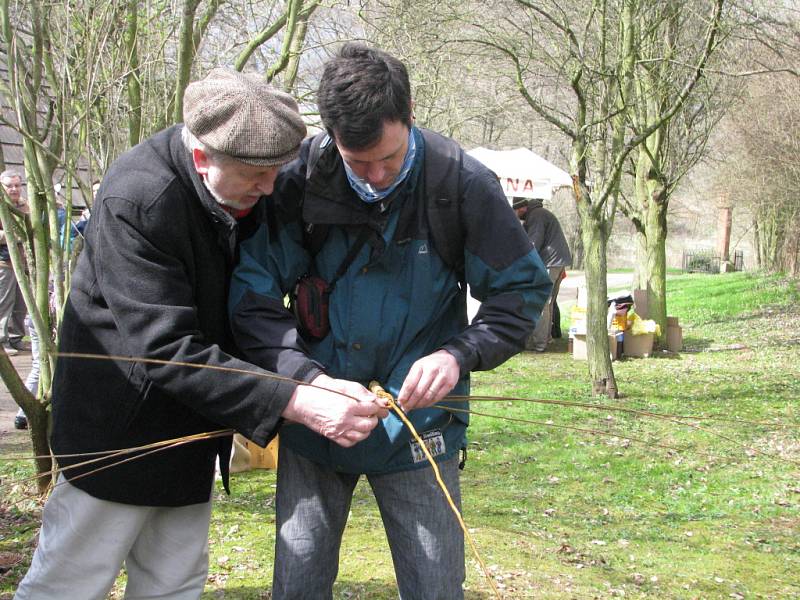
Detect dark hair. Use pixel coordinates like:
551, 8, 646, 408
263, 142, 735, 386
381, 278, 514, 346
317, 43, 412, 150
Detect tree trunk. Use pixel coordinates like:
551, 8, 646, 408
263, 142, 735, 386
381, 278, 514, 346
125, 0, 142, 146
173, 0, 201, 124
283, 1, 319, 92
0, 350, 51, 492
644, 201, 668, 345
633, 145, 669, 344
0, 0, 65, 490
575, 182, 618, 398
633, 229, 648, 290
266, 0, 301, 82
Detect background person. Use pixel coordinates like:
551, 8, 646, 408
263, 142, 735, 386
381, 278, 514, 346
15, 68, 386, 600
0, 170, 28, 357
231, 43, 552, 600
513, 197, 572, 352
0, 170, 30, 429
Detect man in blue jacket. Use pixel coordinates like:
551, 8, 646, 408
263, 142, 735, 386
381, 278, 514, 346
230, 44, 552, 599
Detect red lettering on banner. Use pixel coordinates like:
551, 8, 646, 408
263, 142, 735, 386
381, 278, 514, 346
503, 178, 536, 193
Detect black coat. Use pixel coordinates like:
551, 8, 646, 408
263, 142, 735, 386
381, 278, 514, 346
522, 200, 572, 268
51, 126, 296, 506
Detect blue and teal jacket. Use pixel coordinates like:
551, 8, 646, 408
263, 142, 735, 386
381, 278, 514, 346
230, 127, 552, 475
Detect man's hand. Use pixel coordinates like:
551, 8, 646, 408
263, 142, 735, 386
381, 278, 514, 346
281, 374, 389, 447
397, 350, 460, 411
312, 374, 390, 419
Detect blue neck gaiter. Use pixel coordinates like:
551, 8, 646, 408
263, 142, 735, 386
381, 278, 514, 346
343, 127, 417, 204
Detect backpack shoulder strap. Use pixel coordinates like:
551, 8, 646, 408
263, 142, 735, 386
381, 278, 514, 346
303, 132, 331, 256
421, 128, 464, 278
306, 132, 328, 180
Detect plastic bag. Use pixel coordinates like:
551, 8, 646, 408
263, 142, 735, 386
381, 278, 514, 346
627, 311, 661, 336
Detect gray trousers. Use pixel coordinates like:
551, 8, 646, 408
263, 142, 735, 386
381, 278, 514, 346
527, 266, 565, 351
273, 446, 465, 600
15, 477, 212, 600
0, 263, 25, 343
16, 315, 40, 419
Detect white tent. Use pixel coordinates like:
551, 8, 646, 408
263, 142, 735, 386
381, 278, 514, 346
468, 147, 572, 201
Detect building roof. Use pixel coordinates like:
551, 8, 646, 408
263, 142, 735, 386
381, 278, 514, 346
0, 61, 91, 209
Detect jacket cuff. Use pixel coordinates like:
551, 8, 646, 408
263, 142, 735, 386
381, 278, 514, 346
441, 338, 479, 377
293, 360, 326, 383
247, 377, 298, 446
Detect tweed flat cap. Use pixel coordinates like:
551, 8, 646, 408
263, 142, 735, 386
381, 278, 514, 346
184, 68, 306, 167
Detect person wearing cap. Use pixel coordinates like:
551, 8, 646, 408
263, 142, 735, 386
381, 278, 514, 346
512, 196, 529, 216
14, 69, 387, 600
514, 197, 572, 352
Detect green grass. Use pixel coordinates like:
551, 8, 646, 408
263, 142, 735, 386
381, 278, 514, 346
1, 272, 799, 599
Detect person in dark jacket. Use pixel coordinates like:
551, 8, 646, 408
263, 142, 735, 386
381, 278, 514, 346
513, 197, 572, 351
15, 69, 387, 600
230, 44, 552, 599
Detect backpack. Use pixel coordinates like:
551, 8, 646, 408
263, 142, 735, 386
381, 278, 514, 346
303, 128, 465, 278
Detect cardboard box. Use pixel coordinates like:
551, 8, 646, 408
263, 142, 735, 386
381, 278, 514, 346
633, 288, 649, 319
666, 325, 683, 352
623, 332, 654, 358
230, 434, 252, 473
572, 334, 618, 361
569, 305, 587, 336
577, 286, 588, 308
249, 436, 280, 470
229, 435, 280, 472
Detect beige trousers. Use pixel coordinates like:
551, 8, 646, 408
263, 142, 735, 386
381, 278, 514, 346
526, 266, 565, 351
15, 477, 212, 600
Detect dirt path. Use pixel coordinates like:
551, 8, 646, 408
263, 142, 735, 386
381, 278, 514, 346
0, 352, 33, 440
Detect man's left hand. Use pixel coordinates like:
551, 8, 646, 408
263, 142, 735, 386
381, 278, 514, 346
397, 350, 460, 411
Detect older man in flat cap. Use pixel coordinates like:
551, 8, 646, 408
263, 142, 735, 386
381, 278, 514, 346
15, 69, 387, 600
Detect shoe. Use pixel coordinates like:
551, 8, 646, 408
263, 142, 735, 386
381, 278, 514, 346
1, 343, 19, 356
9, 339, 29, 352
14, 415, 27, 430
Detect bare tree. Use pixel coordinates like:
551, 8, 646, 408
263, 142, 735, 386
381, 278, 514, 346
712, 1, 800, 275
618, 2, 736, 342
357, 0, 550, 147
719, 65, 800, 275
452, 0, 726, 396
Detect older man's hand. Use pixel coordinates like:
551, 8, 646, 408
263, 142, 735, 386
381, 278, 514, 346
282, 374, 389, 447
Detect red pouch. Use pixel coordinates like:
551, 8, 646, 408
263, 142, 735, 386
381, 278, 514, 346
291, 275, 331, 340
290, 226, 371, 340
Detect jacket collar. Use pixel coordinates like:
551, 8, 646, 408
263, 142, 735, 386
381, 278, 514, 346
168, 126, 239, 260
303, 128, 424, 228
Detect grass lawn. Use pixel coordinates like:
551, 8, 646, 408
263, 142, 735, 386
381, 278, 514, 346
1, 271, 798, 599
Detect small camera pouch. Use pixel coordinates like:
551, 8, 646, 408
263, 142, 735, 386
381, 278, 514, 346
291, 275, 332, 340
290, 226, 371, 340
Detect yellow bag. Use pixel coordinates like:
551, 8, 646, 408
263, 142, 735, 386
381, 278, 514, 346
628, 311, 661, 336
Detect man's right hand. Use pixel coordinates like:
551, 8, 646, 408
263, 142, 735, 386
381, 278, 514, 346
281, 374, 389, 448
